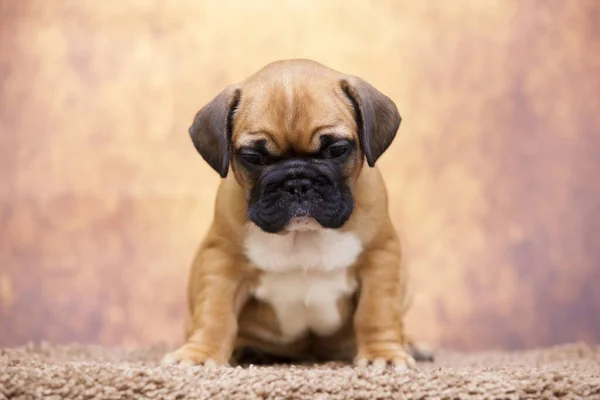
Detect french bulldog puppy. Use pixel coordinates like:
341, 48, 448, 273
163, 59, 432, 369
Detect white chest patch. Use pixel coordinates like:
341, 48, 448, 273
254, 269, 358, 340
244, 225, 363, 273
244, 225, 363, 341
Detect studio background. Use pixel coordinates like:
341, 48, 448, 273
1, 0, 599, 351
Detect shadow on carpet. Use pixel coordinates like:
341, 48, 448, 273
1, 342, 599, 399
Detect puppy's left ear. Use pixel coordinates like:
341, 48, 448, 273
340, 77, 401, 167
189, 85, 241, 178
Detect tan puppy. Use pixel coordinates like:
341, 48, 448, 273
163, 59, 431, 369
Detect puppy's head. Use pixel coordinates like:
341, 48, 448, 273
189, 60, 400, 233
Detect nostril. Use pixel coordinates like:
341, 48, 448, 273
298, 179, 311, 193
283, 179, 312, 194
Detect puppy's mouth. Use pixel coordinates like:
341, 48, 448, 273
285, 216, 322, 232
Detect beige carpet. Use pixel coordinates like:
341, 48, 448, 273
1, 342, 599, 399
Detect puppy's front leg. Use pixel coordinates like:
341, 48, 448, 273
354, 239, 416, 370
162, 243, 243, 367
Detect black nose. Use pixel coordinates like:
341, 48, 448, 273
283, 178, 311, 195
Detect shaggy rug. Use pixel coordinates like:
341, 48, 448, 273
1, 342, 599, 399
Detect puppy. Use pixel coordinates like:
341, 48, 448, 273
163, 59, 431, 369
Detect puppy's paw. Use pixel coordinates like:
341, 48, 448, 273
161, 343, 228, 367
404, 339, 434, 362
354, 346, 417, 372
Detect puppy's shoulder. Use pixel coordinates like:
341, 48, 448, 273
206, 174, 248, 249
352, 166, 391, 220
342, 165, 396, 246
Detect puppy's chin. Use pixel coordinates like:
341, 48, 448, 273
247, 216, 322, 236
284, 217, 322, 232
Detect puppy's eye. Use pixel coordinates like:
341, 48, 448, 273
240, 152, 265, 166
324, 144, 349, 159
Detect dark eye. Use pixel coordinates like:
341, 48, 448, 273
325, 144, 349, 159
240, 151, 265, 166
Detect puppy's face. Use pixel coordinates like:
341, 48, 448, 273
189, 60, 401, 234
231, 74, 360, 233
236, 139, 356, 233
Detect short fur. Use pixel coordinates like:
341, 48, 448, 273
163, 59, 432, 369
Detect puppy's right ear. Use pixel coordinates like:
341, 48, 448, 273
189, 85, 241, 178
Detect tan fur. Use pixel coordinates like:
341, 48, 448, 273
163, 60, 424, 369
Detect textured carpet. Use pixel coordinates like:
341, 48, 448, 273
1, 342, 599, 399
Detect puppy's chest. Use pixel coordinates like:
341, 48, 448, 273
244, 229, 363, 340
244, 228, 363, 272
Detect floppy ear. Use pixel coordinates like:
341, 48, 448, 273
340, 77, 401, 167
189, 85, 241, 178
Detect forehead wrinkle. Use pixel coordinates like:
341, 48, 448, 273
287, 84, 309, 145
236, 71, 356, 154
236, 131, 270, 145
237, 131, 284, 154
287, 82, 301, 137
297, 85, 356, 150
234, 82, 290, 153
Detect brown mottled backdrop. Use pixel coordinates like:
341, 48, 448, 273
0, 0, 599, 351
